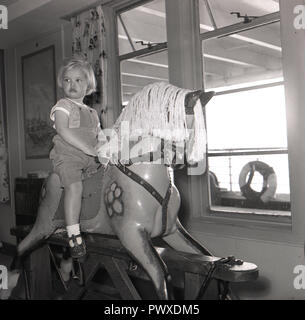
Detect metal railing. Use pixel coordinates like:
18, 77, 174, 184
207, 148, 290, 195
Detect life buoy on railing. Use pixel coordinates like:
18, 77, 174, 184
238, 161, 277, 203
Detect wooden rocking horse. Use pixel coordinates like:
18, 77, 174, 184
16, 82, 258, 300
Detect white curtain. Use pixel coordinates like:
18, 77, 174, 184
0, 74, 9, 203
71, 5, 108, 127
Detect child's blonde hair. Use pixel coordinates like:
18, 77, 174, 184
57, 59, 97, 95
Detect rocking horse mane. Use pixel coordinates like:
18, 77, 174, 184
114, 82, 191, 141
112, 82, 207, 163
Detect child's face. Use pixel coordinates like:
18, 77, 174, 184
62, 68, 88, 101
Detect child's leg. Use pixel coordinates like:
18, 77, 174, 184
64, 181, 85, 251
64, 181, 82, 226
51, 148, 87, 257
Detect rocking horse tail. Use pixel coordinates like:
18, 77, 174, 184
17, 173, 63, 257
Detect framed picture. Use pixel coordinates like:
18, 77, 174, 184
22, 45, 57, 159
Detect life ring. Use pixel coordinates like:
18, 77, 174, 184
239, 161, 277, 203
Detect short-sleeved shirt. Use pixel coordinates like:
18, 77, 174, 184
50, 98, 101, 132
49, 98, 102, 187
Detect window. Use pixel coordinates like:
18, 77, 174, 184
199, 0, 279, 29
201, 10, 290, 216
117, 0, 168, 105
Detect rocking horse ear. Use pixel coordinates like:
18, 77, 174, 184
199, 91, 215, 107
185, 90, 215, 114
185, 90, 202, 110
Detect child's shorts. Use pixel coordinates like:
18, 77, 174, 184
50, 141, 99, 188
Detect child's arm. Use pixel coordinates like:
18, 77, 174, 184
95, 123, 110, 164
54, 110, 97, 156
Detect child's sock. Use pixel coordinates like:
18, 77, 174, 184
66, 224, 82, 247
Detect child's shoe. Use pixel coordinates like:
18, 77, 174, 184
68, 234, 86, 259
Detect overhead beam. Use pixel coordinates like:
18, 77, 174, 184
207, 69, 283, 90
121, 60, 168, 79
204, 53, 257, 67
203, 40, 282, 70
121, 74, 167, 87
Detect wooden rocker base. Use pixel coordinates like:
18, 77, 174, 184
11, 226, 258, 300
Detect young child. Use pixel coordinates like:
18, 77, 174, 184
49, 59, 104, 259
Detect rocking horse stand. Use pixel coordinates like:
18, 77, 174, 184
11, 225, 258, 300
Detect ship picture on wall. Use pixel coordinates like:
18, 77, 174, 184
22, 46, 56, 159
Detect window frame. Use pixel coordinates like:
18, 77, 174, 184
117, 0, 169, 108
198, 10, 294, 238
206, 83, 291, 218
107, 1, 302, 243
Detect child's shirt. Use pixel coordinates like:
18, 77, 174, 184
50, 98, 104, 155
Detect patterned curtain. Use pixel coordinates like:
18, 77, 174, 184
0, 78, 9, 203
71, 5, 108, 127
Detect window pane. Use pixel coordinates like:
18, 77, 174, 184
202, 22, 282, 90
203, 19, 290, 215
118, 0, 168, 105
206, 86, 288, 150
209, 153, 290, 214
118, 0, 167, 56
199, 0, 279, 30
120, 51, 169, 105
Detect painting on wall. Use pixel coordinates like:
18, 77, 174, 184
22, 45, 57, 159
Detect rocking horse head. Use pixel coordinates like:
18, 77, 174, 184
100, 82, 214, 175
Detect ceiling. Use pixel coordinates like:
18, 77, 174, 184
0, 0, 99, 49
0, 0, 282, 101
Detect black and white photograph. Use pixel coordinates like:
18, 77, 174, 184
0, 0, 304, 305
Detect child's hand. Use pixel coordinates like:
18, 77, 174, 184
86, 148, 98, 157
95, 140, 104, 153
95, 141, 110, 165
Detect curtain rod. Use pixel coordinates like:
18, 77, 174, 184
61, 0, 151, 20
61, 0, 108, 21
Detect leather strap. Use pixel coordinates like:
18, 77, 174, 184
116, 162, 171, 235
